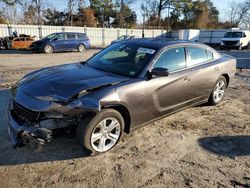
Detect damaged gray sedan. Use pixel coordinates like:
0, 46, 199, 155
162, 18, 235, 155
7, 38, 236, 154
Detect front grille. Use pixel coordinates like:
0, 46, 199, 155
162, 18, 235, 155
13, 101, 40, 121
223, 41, 238, 46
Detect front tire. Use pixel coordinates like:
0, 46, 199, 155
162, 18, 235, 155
208, 76, 227, 105
44, 44, 53, 54
76, 109, 124, 154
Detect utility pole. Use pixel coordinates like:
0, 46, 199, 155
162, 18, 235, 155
142, 14, 145, 38
120, 0, 124, 28
102, 3, 105, 28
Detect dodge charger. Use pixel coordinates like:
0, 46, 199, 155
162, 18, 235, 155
7, 38, 236, 154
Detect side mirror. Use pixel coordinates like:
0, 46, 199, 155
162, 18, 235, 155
150, 67, 169, 77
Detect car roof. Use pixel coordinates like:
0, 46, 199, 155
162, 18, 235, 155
123, 38, 202, 50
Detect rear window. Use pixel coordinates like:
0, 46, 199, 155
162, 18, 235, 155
67, 33, 76, 40
77, 34, 86, 39
188, 47, 213, 66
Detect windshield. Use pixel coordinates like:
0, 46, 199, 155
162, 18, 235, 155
42, 33, 57, 40
87, 43, 156, 77
224, 32, 243, 38
118, 35, 129, 40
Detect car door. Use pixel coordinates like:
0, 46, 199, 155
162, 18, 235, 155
184, 46, 220, 102
142, 46, 195, 121
77, 33, 89, 48
50, 33, 66, 51
66, 33, 78, 50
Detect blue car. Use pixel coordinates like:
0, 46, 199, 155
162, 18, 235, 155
30, 32, 91, 54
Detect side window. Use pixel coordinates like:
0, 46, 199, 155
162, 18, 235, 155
188, 47, 211, 66
55, 34, 65, 40
67, 33, 76, 40
153, 47, 186, 72
77, 34, 85, 39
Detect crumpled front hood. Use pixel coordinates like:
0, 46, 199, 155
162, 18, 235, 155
15, 63, 129, 102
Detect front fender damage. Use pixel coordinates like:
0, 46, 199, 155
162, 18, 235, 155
7, 96, 101, 149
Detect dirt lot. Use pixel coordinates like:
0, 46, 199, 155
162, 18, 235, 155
0, 50, 250, 188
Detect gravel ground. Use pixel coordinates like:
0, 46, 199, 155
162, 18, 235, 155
0, 50, 250, 188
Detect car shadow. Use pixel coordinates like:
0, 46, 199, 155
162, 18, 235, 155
0, 89, 90, 166
198, 135, 250, 158
0, 49, 33, 54
0, 47, 104, 55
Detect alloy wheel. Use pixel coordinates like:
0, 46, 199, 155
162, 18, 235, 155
45, 45, 53, 54
78, 44, 85, 52
90, 118, 121, 152
213, 80, 225, 103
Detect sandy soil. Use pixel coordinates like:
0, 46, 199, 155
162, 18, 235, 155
0, 50, 250, 188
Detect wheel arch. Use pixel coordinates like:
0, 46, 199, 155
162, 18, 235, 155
101, 104, 131, 134
79, 43, 86, 48
221, 73, 230, 88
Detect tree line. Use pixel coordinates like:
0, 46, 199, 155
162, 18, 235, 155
0, 0, 249, 30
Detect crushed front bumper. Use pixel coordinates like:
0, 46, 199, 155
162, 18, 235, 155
7, 107, 53, 147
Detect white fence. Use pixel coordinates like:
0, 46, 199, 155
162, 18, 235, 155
0, 24, 164, 46
0, 24, 238, 46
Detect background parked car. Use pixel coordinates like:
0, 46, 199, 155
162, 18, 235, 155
1, 34, 35, 50
111, 35, 140, 44
12, 36, 35, 49
30, 32, 91, 54
220, 30, 250, 50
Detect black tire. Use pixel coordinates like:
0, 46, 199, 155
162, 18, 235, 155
44, 44, 53, 54
78, 44, 86, 53
208, 76, 227, 105
76, 109, 124, 154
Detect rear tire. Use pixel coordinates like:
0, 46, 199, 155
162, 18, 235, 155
208, 76, 227, 105
44, 44, 53, 54
78, 44, 86, 53
76, 109, 124, 155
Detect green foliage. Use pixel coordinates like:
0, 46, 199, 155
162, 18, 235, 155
113, 4, 136, 28
145, 0, 221, 30
89, 0, 116, 27
44, 9, 68, 26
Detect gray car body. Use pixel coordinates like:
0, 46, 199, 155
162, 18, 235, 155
7, 38, 236, 146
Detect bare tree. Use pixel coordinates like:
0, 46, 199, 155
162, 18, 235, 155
225, 1, 250, 28
32, 0, 44, 25
0, 0, 22, 24
67, 0, 78, 26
